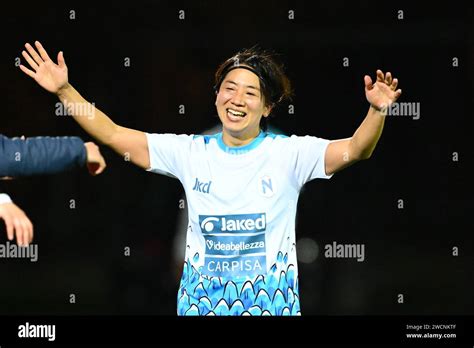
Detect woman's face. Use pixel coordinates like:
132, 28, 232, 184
215, 67, 271, 138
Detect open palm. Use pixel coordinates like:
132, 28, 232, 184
365, 70, 402, 111
19, 41, 68, 94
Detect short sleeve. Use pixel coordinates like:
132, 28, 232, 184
289, 135, 333, 188
145, 133, 193, 180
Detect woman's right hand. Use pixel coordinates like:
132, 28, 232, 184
19, 41, 69, 94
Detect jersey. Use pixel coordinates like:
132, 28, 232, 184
146, 130, 333, 316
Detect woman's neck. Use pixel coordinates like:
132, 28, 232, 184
221, 128, 261, 147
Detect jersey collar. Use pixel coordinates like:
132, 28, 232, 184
217, 131, 266, 155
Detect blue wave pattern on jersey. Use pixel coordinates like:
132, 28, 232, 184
177, 251, 300, 316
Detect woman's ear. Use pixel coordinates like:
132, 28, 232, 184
263, 104, 274, 117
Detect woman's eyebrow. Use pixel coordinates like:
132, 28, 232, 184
224, 80, 260, 91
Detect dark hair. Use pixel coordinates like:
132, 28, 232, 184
214, 46, 293, 130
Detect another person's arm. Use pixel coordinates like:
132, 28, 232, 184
0, 194, 33, 246
0, 134, 106, 177
19, 41, 150, 169
324, 70, 402, 175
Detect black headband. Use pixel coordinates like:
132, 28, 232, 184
214, 64, 266, 93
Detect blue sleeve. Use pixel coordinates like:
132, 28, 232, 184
0, 134, 87, 177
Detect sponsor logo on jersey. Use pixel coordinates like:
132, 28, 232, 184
205, 255, 265, 277
199, 213, 266, 234
198, 213, 267, 278
205, 234, 265, 256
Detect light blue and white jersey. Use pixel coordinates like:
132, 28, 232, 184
146, 131, 332, 316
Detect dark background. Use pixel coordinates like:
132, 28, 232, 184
0, 0, 472, 317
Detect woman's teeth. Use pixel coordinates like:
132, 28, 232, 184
227, 108, 246, 117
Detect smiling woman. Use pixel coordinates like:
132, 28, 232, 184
213, 47, 293, 145
18, 40, 401, 316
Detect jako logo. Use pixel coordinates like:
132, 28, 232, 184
200, 213, 266, 233
193, 178, 212, 193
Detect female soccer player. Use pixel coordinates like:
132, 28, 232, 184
19, 41, 401, 315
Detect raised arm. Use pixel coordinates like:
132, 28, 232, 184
324, 70, 402, 175
19, 41, 150, 170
